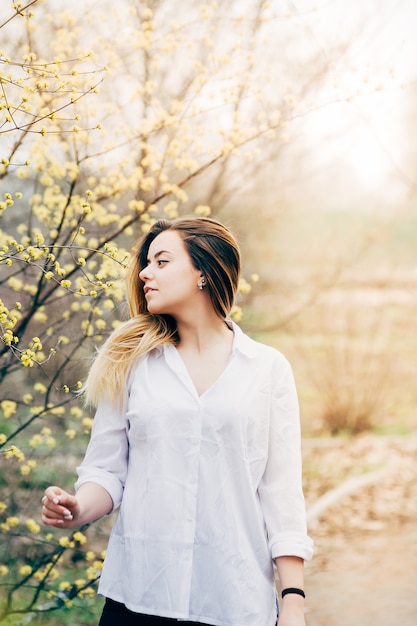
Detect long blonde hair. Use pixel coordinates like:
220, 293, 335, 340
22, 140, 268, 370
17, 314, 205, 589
84, 216, 241, 407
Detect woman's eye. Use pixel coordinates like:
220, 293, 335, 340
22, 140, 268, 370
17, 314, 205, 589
157, 259, 168, 266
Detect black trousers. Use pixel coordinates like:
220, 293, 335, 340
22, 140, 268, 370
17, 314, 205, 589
99, 598, 212, 626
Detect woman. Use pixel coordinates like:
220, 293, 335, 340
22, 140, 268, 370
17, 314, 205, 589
42, 216, 313, 626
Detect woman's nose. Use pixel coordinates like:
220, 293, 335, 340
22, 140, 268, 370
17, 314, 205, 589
139, 265, 151, 281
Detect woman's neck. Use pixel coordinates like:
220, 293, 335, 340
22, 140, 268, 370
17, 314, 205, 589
176, 315, 232, 353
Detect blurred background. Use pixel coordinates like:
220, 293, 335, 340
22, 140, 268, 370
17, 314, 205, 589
0, 1, 416, 624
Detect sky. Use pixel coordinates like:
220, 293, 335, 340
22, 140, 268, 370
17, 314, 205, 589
290, 0, 417, 209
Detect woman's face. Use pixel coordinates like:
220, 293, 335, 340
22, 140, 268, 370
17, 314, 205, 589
139, 230, 203, 317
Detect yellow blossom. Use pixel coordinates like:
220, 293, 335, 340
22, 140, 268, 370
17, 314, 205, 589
59, 581, 72, 591
71, 406, 83, 418
103, 299, 115, 311
34, 310, 48, 322
194, 205, 211, 217
34, 569, 45, 581
50, 407, 65, 416
26, 518, 40, 534
0, 565, 9, 576
82, 417, 93, 431
6, 517, 19, 527
163, 201, 179, 219
5, 445, 25, 462
1, 400, 16, 418
2, 330, 14, 346
29, 434, 43, 447
21, 349, 36, 367
230, 305, 243, 323
59, 536, 70, 548
238, 277, 251, 294
73, 531, 87, 545
31, 337, 42, 351
19, 565, 32, 576
80, 586, 95, 596
31, 406, 44, 416
47, 566, 59, 580
87, 560, 103, 579
65, 429, 76, 439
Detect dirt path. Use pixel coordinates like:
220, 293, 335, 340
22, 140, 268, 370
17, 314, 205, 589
304, 521, 417, 625
301, 434, 417, 626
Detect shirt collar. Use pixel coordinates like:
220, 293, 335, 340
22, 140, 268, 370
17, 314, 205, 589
229, 320, 257, 359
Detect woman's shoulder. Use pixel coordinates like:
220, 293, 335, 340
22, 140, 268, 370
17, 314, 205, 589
232, 322, 291, 368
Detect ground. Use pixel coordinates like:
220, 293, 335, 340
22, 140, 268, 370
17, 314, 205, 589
301, 434, 417, 626
305, 520, 417, 625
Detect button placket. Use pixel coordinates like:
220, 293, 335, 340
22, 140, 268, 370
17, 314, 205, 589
178, 404, 202, 609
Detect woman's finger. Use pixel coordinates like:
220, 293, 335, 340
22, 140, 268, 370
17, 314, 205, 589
41, 488, 74, 523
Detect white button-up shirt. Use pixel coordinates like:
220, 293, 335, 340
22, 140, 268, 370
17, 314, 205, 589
75, 322, 313, 626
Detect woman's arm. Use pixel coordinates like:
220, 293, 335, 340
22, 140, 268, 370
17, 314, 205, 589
275, 555, 306, 626
41, 482, 113, 528
257, 355, 314, 561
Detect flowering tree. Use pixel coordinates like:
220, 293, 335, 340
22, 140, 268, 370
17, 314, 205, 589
0, 0, 348, 622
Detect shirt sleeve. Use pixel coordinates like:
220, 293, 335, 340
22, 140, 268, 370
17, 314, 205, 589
257, 353, 314, 562
74, 390, 129, 512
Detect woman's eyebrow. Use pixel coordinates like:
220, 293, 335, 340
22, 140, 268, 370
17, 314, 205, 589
147, 249, 172, 262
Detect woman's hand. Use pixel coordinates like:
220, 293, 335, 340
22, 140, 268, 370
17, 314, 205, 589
41, 482, 113, 528
278, 596, 306, 626
41, 486, 79, 528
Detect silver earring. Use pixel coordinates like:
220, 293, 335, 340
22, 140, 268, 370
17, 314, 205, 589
198, 278, 206, 290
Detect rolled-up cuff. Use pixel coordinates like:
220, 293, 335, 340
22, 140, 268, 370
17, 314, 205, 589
269, 531, 314, 562
75, 467, 124, 513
